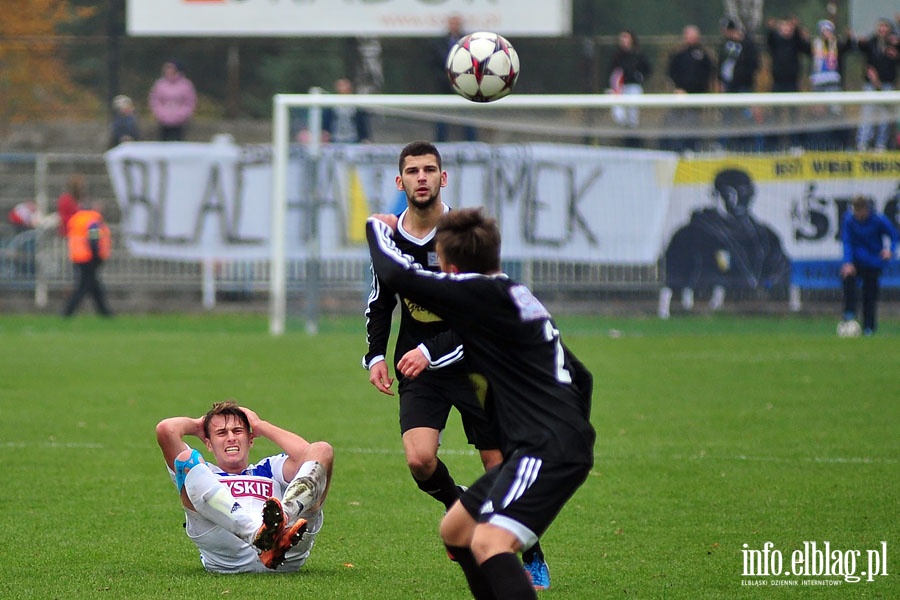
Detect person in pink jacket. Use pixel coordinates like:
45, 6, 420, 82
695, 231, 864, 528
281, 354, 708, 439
148, 59, 197, 141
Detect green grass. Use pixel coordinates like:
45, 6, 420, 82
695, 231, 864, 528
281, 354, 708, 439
1, 313, 898, 599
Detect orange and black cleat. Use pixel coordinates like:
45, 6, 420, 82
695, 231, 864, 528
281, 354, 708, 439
260, 517, 309, 570
253, 497, 286, 552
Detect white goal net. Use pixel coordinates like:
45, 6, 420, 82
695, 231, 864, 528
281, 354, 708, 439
269, 90, 900, 334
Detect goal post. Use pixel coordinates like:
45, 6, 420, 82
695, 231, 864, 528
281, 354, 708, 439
269, 91, 900, 335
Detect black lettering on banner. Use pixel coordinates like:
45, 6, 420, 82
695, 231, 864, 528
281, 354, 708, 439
832, 196, 855, 241
811, 159, 852, 175
493, 155, 529, 234
191, 164, 233, 244
523, 162, 599, 247
120, 158, 158, 242
861, 159, 900, 174
792, 184, 829, 242
569, 164, 600, 245
523, 161, 560, 246
119, 159, 190, 245
773, 159, 802, 177
228, 163, 264, 245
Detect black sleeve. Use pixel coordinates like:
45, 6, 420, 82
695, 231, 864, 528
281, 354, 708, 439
362, 264, 398, 369
366, 218, 486, 329
420, 329, 465, 370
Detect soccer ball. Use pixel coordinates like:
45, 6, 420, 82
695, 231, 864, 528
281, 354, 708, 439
445, 31, 520, 103
836, 319, 861, 337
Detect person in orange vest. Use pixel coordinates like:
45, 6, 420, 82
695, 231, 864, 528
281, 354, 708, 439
62, 203, 113, 317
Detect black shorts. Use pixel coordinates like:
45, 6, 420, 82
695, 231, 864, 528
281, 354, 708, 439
398, 371, 499, 451
459, 452, 592, 549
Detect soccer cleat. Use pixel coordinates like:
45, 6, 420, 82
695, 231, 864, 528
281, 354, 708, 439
259, 517, 308, 570
252, 497, 286, 552
282, 462, 326, 519
524, 554, 551, 590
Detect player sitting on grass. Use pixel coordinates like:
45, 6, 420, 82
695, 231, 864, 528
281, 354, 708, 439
156, 401, 332, 572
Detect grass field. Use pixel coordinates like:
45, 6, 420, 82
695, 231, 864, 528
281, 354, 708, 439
1, 312, 898, 599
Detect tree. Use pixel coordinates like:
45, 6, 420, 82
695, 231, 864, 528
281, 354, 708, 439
0, 0, 100, 129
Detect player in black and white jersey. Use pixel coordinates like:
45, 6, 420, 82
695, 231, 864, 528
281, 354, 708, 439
366, 207, 595, 600
156, 401, 332, 573
362, 142, 500, 499
363, 141, 552, 587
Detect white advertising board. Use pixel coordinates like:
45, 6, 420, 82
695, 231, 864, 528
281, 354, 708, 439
126, 0, 572, 37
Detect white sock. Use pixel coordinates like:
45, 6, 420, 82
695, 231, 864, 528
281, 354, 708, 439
184, 465, 260, 542
658, 287, 672, 319
681, 287, 695, 310
709, 285, 725, 311
284, 461, 327, 519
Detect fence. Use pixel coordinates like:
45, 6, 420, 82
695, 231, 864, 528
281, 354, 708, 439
2, 141, 891, 319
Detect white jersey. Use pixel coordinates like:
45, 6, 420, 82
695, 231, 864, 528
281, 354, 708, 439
166, 453, 320, 574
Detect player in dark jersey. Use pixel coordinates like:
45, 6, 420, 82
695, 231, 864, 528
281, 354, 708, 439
363, 141, 551, 588
366, 207, 595, 600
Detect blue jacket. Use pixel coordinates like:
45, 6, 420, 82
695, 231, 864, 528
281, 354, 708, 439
841, 210, 899, 269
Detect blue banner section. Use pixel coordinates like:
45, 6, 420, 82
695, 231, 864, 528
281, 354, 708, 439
791, 260, 900, 289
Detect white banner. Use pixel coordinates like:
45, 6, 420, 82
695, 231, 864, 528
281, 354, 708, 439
104, 141, 677, 263
126, 0, 572, 37
663, 155, 900, 290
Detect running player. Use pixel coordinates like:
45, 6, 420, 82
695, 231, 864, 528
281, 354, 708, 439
156, 401, 332, 573
366, 207, 595, 600
363, 140, 551, 588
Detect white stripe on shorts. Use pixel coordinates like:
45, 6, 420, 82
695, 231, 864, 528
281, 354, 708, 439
502, 456, 542, 508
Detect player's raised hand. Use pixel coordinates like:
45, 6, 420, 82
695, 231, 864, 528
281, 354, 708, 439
397, 347, 429, 380
238, 405, 262, 438
368, 360, 395, 396
370, 213, 398, 231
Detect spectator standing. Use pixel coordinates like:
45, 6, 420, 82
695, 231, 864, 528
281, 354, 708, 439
716, 19, 761, 150
765, 16, 811, 149
807, 19, 853, 149
606, 30, 652, 147
56, 174, 86, 237
717, 19, 760, 93
766, 16, 811, 93
148, 59, 197, 142
854, 18, 900, 151
62, 203, 113, 318
840, 196, 899, 335
322, 78, 371, 143
665, 25, 714, 152
431, 14, 477, 142
109, 94, 140, 148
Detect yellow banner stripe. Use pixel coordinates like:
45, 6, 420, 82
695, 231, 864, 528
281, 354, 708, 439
674, 151, 900, 184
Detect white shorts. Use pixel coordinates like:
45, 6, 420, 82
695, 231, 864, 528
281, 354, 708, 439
187, 509, 324, 574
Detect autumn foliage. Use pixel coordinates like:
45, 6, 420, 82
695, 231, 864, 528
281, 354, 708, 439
0, 0, 100, 127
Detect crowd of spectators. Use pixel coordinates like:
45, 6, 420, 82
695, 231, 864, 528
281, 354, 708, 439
627, 12, 900, 152
84, 13, 900, 153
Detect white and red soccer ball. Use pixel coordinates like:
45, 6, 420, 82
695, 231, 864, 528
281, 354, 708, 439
445, 31, 520, 103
